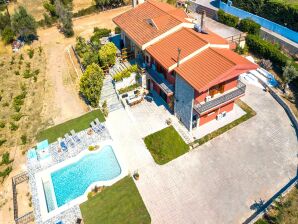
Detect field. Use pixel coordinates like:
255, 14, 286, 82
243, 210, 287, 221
8, 0, 46, 20
256, 185, 298, 224
0, 44, 50, 157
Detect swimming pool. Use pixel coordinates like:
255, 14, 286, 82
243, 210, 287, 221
51, 145, 121, 207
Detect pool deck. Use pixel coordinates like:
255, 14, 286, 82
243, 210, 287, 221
27, 126, 125, 224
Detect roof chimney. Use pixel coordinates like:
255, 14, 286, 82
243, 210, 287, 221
200, 10, 205, 30
177, 48, 181, 67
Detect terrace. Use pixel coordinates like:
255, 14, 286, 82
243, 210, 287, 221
194, 80, 246, 114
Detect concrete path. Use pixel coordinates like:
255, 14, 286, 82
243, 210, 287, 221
110, 83, 297, 223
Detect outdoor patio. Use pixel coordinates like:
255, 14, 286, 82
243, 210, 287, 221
192, 103, 246, 139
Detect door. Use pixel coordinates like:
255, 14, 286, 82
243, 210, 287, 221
160, 90, 167, 103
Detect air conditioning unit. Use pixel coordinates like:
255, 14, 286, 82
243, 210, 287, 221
205, 96, 211, 102
222, 111, 227, 117
216, 114, 223, 120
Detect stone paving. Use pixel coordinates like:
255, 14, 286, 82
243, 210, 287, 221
27, 125, 111, 224
106, 82, 297, 224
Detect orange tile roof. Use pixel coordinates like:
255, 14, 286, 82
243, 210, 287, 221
146, 28, 229, 69
174, 48, 258, 91
113, 0, 188, 46
146, 28, 208, 69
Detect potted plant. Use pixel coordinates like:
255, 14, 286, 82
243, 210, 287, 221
133, 171, 139, 180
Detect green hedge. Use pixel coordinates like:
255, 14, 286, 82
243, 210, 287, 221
246, 34, 289, 69
231, 0, 298, 32
238, 18, 261, 34
217, 9, 239, 27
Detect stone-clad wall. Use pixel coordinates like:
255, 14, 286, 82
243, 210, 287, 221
174, 75, 194, 130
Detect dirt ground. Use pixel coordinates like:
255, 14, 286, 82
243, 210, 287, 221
73, 0, 94, 13
0, 6, 131, 224
8, 0, 45, 21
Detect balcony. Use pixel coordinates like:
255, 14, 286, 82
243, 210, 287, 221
194, 81, 246, 114
134, 58, 174, 95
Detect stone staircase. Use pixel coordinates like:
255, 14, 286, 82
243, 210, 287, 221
99, 75, 123, 112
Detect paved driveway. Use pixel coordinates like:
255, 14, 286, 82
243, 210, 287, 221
106, 83, 297, 223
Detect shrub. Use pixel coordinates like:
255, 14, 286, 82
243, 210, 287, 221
10, 122, 19, 131
283, 65, 298, 84
231, 0, 298, 32
90, 28, 111, 45
0, 139, 6, 146
0, 121, 5, 128
0, 152, 13, 165
113, 65, 138, 82
217, 9, 239, 27
88, 145, 95, 151
118, 83, 140, 94
238, 18, 261, 34
14, 71, 20, 76
246, 35, 290, 70
21, 135, 27, 145
235, 44, 248, 55
115, 26, 121, 34
1, 27, 15, 44
27, 48, 34, 58
11, 113, 23, 121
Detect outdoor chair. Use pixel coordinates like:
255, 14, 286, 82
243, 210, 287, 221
58, 138, 68, 152
95, 119, 106, 131
90, 121, 101, 134
65, 134, 75, 148
70, 130, 81, 144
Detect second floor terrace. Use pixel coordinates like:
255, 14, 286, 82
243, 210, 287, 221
193, 80, 246, 115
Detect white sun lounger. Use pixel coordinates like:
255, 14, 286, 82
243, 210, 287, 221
70, 130, 81, 143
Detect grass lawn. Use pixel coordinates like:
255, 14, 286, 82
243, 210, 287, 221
191, 99, 256, 146
144, 125, 189, 165
80, 176, 151, 224
36, 109, 105, 143
256, 185, 298, 224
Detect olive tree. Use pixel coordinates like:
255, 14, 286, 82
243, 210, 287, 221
79, 63, 104, 107
11, 6, 37, 41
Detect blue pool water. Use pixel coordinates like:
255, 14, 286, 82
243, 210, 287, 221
51, 145, 121, 207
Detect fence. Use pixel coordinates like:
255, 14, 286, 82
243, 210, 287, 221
12, 172, 35, 224
219, 1, 298, 43
71, 45, 85, 73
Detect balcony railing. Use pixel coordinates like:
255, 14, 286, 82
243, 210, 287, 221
194, 81, 246, 114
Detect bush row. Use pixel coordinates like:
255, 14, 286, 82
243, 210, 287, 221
217, 10, 261, 34
217, 9, 239, 27
245, 34, 297, 71
229, 0, 298, 32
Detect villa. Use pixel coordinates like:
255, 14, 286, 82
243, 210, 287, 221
113, 0, 258, 130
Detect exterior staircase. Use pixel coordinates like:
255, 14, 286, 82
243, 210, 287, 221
99, 75, 123, 112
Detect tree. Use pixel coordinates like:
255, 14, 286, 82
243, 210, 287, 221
0, 12, 10, 33
1, 27, 15, 44
283, 65, 298, 86
11, 6, 37, 41
98, 42, 117, 67
55, 0, 74, 37
79, 63, 104, 107
82, 51, 99, 68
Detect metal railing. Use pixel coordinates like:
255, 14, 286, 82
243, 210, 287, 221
194, 81, 246, 114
